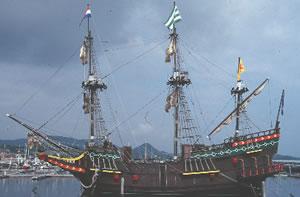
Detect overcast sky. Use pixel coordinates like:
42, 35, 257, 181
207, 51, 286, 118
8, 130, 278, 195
0, 0, 299, 157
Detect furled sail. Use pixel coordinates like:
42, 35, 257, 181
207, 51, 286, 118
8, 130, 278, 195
80, 40, 88, 65
165, 37, 175, 63
208, 79, 269, 137
165, 89, 179, 112
83, 92, 90, 114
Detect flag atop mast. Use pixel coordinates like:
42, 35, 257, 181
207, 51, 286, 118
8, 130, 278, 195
164, 2, 182, 30
79, 4, 92, 27
237, 57, 245, 81
164, 2, 182, 62
85, 4, 92, 18
79, 4, 93, 64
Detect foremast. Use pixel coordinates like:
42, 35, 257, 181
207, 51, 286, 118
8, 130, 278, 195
80, 4, 107, 147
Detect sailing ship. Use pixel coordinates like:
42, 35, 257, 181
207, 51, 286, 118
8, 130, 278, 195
7, 3, 285, 196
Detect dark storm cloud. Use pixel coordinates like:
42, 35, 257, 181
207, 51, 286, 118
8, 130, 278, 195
0, 0, 299, 156
0, 0, 134, 66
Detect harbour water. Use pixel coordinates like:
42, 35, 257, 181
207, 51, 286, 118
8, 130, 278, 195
0, 176, 298, 197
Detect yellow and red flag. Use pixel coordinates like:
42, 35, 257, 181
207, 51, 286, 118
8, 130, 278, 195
237, 57, 245, 81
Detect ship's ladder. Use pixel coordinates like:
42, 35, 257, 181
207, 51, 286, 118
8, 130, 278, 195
183, 158, 220, 176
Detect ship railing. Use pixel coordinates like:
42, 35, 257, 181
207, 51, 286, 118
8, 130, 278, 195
192, 128, 280, 154
224, 128, 280, 144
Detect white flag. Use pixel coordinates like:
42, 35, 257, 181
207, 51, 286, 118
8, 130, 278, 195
164, 4, 182, 30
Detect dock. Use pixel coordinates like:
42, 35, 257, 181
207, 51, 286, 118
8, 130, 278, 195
0, 169, 73, 180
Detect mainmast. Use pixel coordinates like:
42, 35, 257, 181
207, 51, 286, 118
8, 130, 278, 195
164, 3, 191, 156
80, 4, 107, 146
172, 27, 180, 157
231, 57, 248, 137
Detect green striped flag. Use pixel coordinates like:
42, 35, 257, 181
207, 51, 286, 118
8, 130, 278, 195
164, 4, 182, 30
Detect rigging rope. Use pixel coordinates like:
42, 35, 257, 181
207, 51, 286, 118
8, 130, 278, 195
185, 87, 206, 144
92, 26, 141, 156
69, 109, 84, 148
194, 96, 234, 144
103, 91, 125, 146
189, 85, 209, 133
91, 23, 175, 162
36, 92, 82, 131
243, 113, 262, 132
181, 41, 235, 79
94, 26, 166, 166
181, 48, 231, 90
11, 114, 81, 155
101, 38, 168, 79
14, 45, 81, 114
91, 20, 168, 157
107, 89, 166, 136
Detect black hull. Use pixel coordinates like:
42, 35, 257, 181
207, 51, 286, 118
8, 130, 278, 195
75, 168, 273, 197
39, 129, 282, 197
79, 175, 267, 197
74, 152, 279, 196
84, 182, 263, 197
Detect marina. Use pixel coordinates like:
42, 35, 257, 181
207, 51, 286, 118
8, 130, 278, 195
0, 168, 73, 179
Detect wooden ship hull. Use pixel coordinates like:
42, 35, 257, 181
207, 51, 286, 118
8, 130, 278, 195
38, 128, 283, 196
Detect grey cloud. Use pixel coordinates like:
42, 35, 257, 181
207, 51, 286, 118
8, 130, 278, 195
0, 0, 299, 156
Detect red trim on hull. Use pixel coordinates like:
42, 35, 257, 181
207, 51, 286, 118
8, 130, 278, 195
232, 133, 280, 147
47, 158, 86, 173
